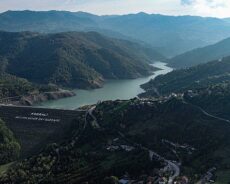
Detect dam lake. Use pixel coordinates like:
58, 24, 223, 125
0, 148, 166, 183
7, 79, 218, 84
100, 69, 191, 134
38, 62, 173, 110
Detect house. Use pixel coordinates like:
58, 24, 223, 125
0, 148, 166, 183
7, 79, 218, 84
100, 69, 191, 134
119, 179, 130, 184
158, 177, 167, 184
107, 145, 119, 151
120, 145, 135, 152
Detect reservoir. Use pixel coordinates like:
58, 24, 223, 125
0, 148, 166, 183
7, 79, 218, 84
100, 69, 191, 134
38, 62, 173, 109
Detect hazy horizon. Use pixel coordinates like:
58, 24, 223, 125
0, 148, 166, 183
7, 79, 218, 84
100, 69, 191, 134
1, 9, 229, 19
0, 0, 230, 18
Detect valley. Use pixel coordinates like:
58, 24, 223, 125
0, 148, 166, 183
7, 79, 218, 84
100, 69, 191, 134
1, 44, 230, 183
0, 7, 230, 184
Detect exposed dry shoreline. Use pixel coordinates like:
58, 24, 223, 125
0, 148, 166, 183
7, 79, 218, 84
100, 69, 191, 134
6, 90, 76, 106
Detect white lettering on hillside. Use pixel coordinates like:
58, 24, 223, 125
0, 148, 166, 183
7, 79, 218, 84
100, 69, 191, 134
15, 116, 60, 122
31, 112, 48, 117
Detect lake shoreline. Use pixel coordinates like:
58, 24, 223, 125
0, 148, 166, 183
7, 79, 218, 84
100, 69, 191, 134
36, 62, 173, 110
1, 90, 76, 107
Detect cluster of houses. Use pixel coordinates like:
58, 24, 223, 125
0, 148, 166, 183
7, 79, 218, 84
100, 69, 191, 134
199, 167, 216, 184
106, 138, 135, 152
118, 176, 168, 184
117, 171, 189, 184
162, 139, 196, 154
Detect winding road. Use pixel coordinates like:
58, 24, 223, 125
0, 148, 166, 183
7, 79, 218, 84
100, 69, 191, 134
167, 160, 180, 184
87, 106, 100, 128
149, 150, 180, 184
183, 98, 230, 123
86, 104, 180, 184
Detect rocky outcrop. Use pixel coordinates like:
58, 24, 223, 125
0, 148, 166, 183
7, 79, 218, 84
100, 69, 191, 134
19, 90, 76, 106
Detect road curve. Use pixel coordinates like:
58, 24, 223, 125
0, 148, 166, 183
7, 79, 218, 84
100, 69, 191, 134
87, 105, 180, 183
148, 150, 180, 184
183, 100, 230, 123
167, 160, 180, 184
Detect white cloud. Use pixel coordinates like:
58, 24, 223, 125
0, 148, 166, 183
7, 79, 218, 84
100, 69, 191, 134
0, 0, 229, 18
181, 0, 196, 5
181, 0, 230, 17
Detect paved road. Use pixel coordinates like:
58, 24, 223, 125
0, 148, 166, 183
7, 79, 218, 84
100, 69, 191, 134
148, 150, 180, 184
88, 106, 96, 119
183, 99, 230, 123
167, 160, 180, 184
87, 106, 180, 184
0, 104, 86, 112
88, 106, 100, 128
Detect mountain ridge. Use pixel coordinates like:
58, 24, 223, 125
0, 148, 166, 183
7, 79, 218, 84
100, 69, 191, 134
1, 10, 230, 56
167, 36, 230, 68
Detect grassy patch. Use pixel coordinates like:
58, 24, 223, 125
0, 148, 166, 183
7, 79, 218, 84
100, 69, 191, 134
0, 162, 14, 176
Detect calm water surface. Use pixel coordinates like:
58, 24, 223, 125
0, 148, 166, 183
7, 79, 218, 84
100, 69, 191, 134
38, 62, 173, 109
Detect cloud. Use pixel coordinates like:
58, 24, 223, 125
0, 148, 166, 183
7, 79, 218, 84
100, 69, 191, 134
181, 0, 227, 7
180, 0, 230, 17
181, 0, 196, 5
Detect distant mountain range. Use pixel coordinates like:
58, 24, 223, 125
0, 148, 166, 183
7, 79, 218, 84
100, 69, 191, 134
0, 31, 163, 90
1, 10, 230, 56
141, 56, 230, 97
167, 37, 230, 68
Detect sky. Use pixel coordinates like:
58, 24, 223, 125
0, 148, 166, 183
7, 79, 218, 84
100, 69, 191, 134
0, 0, 230, 18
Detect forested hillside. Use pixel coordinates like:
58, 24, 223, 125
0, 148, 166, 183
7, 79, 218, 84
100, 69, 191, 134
0, 31, 162, 89
141, 56, 230, 97
0, 118, 20, 165
1, 98, 230, 183
167, 37, 230, 68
